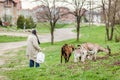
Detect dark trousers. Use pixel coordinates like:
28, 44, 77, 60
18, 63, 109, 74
29, 59, 40, 67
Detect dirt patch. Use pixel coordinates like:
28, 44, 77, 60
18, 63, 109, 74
0, 76, 8, 80
96, 53, 120, 66
96, 56, 109, 60
0, 60, 5, 65
111, 53, 120, 66
111, 53, 120, 56
0, 47, 23, 66
96, 53, 120, 60
113, 61, 120, 66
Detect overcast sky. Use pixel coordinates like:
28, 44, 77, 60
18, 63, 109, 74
21, 0, 72, 9
21, 0, 102, 10
21, 0, 36, 9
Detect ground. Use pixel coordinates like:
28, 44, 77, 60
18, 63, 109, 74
0, 28, 77, 79
0, 28, 76, 65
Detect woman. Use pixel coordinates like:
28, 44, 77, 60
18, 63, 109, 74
26, 29, 41, 67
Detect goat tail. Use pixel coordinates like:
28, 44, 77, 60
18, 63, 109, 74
107, 45, 111, 56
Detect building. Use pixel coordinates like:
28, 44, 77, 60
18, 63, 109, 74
21, 5, 76, 23
0, 0, 22, 26
21, 5, 47, 22
84, 0, 102, 23
58, 7, 75, 23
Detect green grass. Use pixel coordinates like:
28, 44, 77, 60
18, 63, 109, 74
0, 25, 120, 80
0, 26, 17, 32
36, 22, 74, 34
0, 35, 27, 43
80, 25, 106, 43
79, 25, 120, 53
0, 22, 73, 34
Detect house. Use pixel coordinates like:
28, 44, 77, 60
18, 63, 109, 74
58, 7, 75, 23
21, 5, 76, 23
0, 0, 21, 26
21, 9, 32, 18
85, 10, 101, 23
21, 5, 47, 22
84, 0, 102, 23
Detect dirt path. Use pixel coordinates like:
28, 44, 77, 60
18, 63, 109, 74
0, 28, 76, 51
0, 28, 76, 65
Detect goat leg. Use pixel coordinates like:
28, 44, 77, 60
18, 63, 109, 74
61, 55, 62, 63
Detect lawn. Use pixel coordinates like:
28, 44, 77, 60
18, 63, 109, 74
0, 35, 27, 43
0, 22, 74, 35
0, 25, 120, 80
0, 22, 72, 43
36, 22, 74, 34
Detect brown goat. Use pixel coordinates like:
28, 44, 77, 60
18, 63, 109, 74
61, 44, 74, 63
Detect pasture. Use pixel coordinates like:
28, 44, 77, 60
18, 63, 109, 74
0, 25, 120, 80
0, 35, 26, 43
0, 22, 73, 34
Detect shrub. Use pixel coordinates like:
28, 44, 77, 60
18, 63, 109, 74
17, 15, 25, 29
25, 16, 36, 29
2, 15, 12, 26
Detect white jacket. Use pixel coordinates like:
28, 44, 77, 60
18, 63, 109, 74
26, 34, 41, 62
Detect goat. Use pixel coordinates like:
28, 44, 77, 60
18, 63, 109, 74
61, 44, 74, 63
74, 42, 111, 62
74, 46, 83, 62
74, 45, 91, 62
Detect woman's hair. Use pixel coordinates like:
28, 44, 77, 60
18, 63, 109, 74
32, 29, 40, 44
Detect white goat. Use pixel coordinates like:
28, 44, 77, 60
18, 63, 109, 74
74, 45, 90, 62
74, 42, 111, 62
74, 46, 83, 62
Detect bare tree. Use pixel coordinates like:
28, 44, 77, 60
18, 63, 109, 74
87, 0, 93, 27
64, 0, 86, 41
101, 0, 118, 41
34, 0, 68, 45
114, 0, 120, 42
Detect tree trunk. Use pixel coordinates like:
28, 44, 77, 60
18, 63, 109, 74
51, 28, 54, 45
110, 23, 115, 40
50, 21, 55, 45
76, 18, 80, 41
110, 8, 116, 40
105, 23, 110, 40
